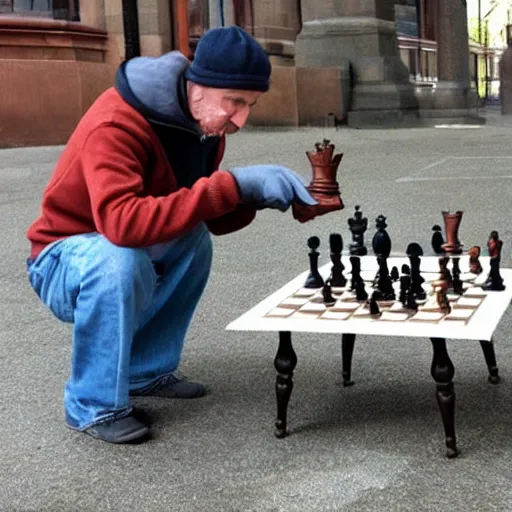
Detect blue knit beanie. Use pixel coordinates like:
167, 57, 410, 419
185, 26, 271, 92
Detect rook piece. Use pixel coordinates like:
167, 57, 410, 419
305, 236, 324, 288
292, 139, 344, 222
348, 205, 368, 256
329, 233, 346, 287
483, 231, 506, 291
441, 211, 464, 255
431, 225, 445, 255
468, 246, 483, 274
322, 278, 336, 306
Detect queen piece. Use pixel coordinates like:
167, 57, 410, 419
292, 139, 345, 222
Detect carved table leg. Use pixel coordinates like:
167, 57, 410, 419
430, 337, 458, 458
342, 333, 356, 387
479, 339, 500, 384
274, 331, 298, 438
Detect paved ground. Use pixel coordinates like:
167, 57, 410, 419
1, 107, 512, 512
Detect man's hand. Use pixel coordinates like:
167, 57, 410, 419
227, 165, 317, 212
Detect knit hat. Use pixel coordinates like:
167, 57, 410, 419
185, 26, 271, 92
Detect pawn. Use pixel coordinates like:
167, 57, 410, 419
355, 280, 368, 301
468, 246, 483, 275
390, 266, 399, 281
322, 279, 336, 306
305, 236, 324, 288
405, 288, 418, 311
431, 225, 445, 255
369, 291, 381, 316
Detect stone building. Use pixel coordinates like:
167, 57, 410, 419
0, 0, 481, 148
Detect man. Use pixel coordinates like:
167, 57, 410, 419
25, 26, 316, 444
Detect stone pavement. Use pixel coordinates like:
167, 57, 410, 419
1, 107, 512, 511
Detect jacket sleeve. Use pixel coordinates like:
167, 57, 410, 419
206, 204, 257, 236
81, 123, 242, 247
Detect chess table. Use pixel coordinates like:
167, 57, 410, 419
226, 255, 512, 458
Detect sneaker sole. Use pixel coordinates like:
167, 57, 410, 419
84, 425, 150, 444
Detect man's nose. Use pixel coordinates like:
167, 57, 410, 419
230, 107, 250, 129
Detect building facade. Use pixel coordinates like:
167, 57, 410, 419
0, 0, 495, 147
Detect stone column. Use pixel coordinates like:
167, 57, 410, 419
421, 0, 480, 118
251, 0, 301, 64
137, 0, 172, 56
79, 0, 106, 31
295, 0, 419, 127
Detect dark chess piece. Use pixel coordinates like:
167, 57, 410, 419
322, 278, 336, 306
406, 242, 426, 300
401, 264, 410, 275
468, 246, 483, 275
431, 225, 445, 255
349, 255, 362, 291
355, 279, 368, 301
329, 233, 346, 287
399, 273, 411, 306
305, 236, 325, 288
369, 291, 381, 316
405, 287, 418, 310
451, 257, 464, 295
375, 255, 396, 300
372, 214, 392, 258
348, 205, 368, 256
390, 266, 399, 281
483, 231, 506, 291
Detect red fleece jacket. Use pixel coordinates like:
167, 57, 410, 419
26, 88, 256, 260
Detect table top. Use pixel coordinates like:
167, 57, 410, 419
225, 255, 512, 341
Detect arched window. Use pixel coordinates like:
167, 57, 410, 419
0, 0, 79, 21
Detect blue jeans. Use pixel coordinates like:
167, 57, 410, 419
26, 223, 212, 430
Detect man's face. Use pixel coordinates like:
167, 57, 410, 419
187, 83, 262, 137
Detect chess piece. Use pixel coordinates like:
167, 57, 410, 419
369, 291, 381, 316
405, 287, 418, 310
451, 256, 464, 295
438, 256, 453, 289
355, 279, 368, 301
399, 273, 411, 306
305, 236, 324, 288
406, 242, 426, 300
434, 279, 451, 313
349, 255, 362, 291
390, 266, 399, 281
372, 214, 392, 258
375, 255, 396, 300
322, 278, 336, 306
468, 245, 483, 274
441, 211, 464, 255
292, 139, 344, 222
431, 225, 445, 255
348, 205, 368, 256
483, 231, 506, 291
329, 233, 346, 287
401, 264, 410, 275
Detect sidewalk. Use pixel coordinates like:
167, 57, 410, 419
1, 118, 512, 512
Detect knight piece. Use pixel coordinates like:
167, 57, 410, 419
468, 245, 483, 274
483, 231, 506, 291
431, 225, 445, 255
292, 139, 345, 223
406, 242, 426, 300
348, 205, 368, 256
304, 236, 325, 288
329, 233, 346, 287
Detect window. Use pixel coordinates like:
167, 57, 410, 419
0, 0, 79, 21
